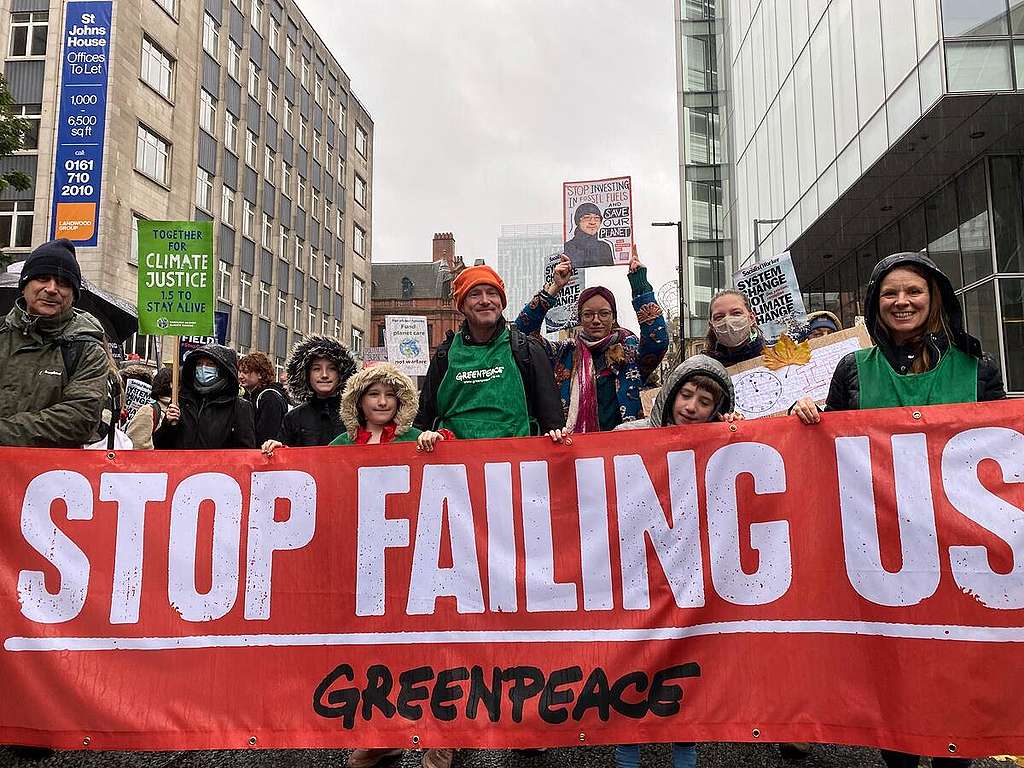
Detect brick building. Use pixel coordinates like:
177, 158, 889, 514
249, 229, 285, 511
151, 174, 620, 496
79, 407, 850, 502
370, 232, 464, 355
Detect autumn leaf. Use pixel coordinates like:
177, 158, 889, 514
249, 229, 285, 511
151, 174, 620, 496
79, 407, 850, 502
762, 333, 812, 371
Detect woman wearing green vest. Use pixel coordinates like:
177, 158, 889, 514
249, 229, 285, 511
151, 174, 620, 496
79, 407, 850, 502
793, 251, 1005, 768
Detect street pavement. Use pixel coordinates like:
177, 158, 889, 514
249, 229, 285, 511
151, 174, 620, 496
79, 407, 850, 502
0, 744, 1010, 768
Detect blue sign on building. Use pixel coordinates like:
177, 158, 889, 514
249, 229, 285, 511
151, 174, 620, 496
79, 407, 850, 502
50, 1, 113, 247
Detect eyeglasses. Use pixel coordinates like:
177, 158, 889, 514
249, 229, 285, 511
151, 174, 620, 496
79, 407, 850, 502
581, 310, 613, 321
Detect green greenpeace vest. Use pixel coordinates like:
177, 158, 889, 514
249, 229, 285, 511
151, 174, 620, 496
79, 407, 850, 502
436, 328, 531, 439
855, 345, 978, 409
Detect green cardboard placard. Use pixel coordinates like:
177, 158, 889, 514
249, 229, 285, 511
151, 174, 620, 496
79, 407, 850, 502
137, 221, 215, 336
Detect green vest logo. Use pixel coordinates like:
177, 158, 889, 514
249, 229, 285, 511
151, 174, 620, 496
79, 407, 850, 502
455, 365, 506, 384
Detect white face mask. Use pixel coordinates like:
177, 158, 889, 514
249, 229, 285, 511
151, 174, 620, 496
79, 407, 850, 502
712, 315, 753, 348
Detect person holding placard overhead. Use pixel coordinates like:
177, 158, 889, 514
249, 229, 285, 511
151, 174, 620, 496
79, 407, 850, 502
792, 251, 1005, 768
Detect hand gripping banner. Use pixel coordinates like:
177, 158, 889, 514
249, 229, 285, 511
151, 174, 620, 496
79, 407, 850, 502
1, 402, 1023, 755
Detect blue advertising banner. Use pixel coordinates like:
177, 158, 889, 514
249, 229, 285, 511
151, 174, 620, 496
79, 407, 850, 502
50, 1, 113, 247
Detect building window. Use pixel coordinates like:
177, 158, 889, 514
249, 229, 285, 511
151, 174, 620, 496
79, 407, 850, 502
250, 0, 262, 30
218, 261, 231, 300
196, 168, 213, 211
327, 92, 336, 121
323, 197, 330, 226
199, 90, 217, 134
285, 37, 295, 70
263, 145, 275, 180
355, 124, 368, 157
355, 174, 367, 207
0, 201, 33, 249
281, 162, 292, 197
336, 208, 344, 238
284, 100, 294, 133
9, 11, 48, 58
293, 299, 302, 330
353, 223, 366, 257
334, 264, 343, 293
278, 225, 289, 256
141, 37, 174, 99
228, 39, 241, 80
297, 175, 307, 207
262, 213, 273, 249
268, 18, 280, 52
337, 155, 345, 182
224, 111, 238, 152
221, 186, 236, 223
294, 236, 304, 269
338, 101, 347, 131
202, 13, 219, 56
322, 258, 330, 286
301, 57, 310, 89
311, 189, 321, 221
248, 64, 261, 99
334, 319, 342, 339
13, 104, 41, 151
266, 82, 278, 116
259, 282, 270, 317
245, 130, 258, 167
299, 116, 308, 147
153, 0, 175, 15
313, 132, 322, 161
277, 291, 287, 323
350, 327, 364, 355
136, 124, 170, 184
243, 200, 255, 238
308, 307, 316, 335
325, 146, 334, 178
240, 272, 252, 310
309, 247, 317, 276
321, 315, 330, 337
352, 275, 365, 307
314, 73, 323, 103
129, 212, 146, 265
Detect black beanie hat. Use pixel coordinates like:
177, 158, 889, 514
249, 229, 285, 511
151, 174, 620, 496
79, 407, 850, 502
19, 239, 82, 300
573, 202, 603, 226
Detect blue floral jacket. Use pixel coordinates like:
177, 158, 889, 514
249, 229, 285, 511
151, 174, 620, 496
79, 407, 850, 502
513, 268, 669, 426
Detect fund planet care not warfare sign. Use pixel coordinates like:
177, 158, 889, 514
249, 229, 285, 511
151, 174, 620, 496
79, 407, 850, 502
384, 315, 430, 376
543, 252, 585, 334
137, 221, 215, 336
49, 1, 113, 246
732, 251, 807, 342
562, 176, 633, 269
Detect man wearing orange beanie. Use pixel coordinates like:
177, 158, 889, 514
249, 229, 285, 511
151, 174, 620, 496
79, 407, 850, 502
414, 263, 562, 444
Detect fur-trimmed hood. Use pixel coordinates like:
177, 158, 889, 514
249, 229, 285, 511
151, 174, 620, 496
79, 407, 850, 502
339, 363, 419, 440
284, 335, 358, 403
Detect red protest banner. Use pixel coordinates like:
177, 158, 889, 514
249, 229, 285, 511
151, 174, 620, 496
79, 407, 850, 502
1, 401, 1022, 756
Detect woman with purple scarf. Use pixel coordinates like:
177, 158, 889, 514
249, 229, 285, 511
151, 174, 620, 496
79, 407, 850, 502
515, 246, 669, 432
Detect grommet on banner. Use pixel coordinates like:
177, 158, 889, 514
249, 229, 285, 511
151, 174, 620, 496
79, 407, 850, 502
578, 733, 586, 742
751, 729, 761, 738
947, 744, 957, 754
248, 736, 257, 746
912, 411, 922, 420
106, 451, 116, 460
564, 437, 574, 447
729, 424, 738, 432
411, 735, 420, 746
82, 736, 91, 747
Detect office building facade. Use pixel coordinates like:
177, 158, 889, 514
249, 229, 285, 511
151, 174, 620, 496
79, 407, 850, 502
674, 0, 1024, 394
0, 0, 373, 367
492, 223, 564, 318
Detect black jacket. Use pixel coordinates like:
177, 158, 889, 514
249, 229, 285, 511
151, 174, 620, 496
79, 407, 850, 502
279, 394, 344, 446
825, 251, 1006, 410
563, 231, 614, 269
707, 334, 766, 367
247, 383, 289, 445
414, 318, 564, 435
154, 343, 256, 450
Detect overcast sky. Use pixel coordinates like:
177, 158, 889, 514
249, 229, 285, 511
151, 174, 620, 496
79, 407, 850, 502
303, 0, 681, 322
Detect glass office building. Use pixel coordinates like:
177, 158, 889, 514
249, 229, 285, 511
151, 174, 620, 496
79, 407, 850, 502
674, 0, 1024, 393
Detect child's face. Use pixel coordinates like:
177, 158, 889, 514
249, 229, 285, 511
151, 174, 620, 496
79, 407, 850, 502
672, 382, 718, 425
360, 382, 399, 427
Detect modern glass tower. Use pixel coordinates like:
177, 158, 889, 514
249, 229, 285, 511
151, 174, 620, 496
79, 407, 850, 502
674, 0, 1024, 393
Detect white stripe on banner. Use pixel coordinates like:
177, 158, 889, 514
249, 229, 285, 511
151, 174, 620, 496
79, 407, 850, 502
5, 620, 1024, 652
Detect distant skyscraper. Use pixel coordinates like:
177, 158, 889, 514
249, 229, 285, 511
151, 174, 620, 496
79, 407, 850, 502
493, 223, 564, 317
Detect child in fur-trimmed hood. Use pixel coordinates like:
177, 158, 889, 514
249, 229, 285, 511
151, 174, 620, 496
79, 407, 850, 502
330, 363, 451, 449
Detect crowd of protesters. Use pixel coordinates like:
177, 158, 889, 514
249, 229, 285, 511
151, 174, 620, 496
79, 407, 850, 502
0, 238, 1007, 768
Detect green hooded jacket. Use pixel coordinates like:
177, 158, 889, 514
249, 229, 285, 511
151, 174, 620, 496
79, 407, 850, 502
0, 300, 108, 447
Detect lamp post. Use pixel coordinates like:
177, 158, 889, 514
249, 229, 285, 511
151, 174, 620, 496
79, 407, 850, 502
752, 218, 784, 264
651, 220, 686, 356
